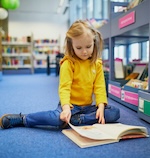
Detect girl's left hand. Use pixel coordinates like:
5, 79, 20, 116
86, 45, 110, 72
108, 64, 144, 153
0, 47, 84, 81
96, 103, 105, 124
60, 108, 71, 123
60, 104, 71, 123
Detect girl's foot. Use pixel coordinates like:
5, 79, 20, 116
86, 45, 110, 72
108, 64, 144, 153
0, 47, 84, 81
0, 113, 25, 129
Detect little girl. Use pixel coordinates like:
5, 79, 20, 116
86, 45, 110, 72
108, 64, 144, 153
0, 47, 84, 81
0, 20, 120, 129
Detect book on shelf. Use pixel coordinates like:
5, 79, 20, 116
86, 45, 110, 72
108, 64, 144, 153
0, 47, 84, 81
62, 123, 149, 148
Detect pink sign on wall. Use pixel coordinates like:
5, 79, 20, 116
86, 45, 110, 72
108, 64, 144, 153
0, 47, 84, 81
121, 90, 138, 106
119, 11, 135, 29
108, 84, 121, 98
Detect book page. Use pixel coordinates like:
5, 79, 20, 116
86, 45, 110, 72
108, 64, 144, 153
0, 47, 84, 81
92, 123, 148, 139
62, 129, 119, 148
114, 59, 125, 78
69, 123, 148, 140
133, 64, 147, 79
69, 123, 115, 140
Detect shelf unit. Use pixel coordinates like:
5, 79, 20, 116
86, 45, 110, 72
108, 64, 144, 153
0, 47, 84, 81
33, 39, 60, 73
2, 35, 34, 74
99, 0, 150, 123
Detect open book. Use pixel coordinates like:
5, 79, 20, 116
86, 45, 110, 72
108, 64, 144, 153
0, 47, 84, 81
62, 123, 149, 148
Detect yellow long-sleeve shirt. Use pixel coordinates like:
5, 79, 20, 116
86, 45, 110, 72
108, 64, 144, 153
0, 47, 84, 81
59, 56, 107, 107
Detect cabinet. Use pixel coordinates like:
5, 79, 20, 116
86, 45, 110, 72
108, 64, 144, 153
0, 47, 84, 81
99, 0, 150, 123
33, 38, 60, 73
2, 35, 34, 74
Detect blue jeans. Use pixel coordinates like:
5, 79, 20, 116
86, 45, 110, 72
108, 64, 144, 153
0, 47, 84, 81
24, 103, 120, 128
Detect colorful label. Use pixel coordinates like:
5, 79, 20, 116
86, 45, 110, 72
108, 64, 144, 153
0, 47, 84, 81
139, 97, 144, 112
119, 11, 135, 29
108, 84, 121, 98
121, 90, 138, 106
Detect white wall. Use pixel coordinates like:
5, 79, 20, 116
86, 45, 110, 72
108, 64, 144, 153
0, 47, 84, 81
8, 0, 69, 52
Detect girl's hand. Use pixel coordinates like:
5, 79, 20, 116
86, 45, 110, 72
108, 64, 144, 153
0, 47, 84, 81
60, 104, 71, 123
96, 103, 105, 124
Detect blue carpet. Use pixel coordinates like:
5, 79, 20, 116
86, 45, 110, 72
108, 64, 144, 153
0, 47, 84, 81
0, 74, 150, 158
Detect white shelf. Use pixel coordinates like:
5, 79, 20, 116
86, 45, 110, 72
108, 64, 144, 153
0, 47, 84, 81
34, 43, 59, 47
2, 53, 32, 57
34, 65, 47, 68
34, 64, 56, 68
33, 54, 47, 60
2, 41, 31, 46
2, 35, 34, 74
1, 36, 60, 73
2, 64, 32, 69
33, 39, 60, 70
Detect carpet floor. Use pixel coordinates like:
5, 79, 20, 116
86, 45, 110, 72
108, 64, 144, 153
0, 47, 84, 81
0, 74, 150, 158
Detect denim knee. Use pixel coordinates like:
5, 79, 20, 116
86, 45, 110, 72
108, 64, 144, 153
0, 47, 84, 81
112, 106, 120, 121
105, 105, 120, 123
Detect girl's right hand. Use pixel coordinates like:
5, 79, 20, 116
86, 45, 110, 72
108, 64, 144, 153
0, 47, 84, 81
60, 105, 71, 123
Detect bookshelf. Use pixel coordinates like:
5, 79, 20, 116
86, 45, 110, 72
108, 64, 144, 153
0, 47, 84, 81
2, 35, 34, 74
99, 0, 150, 123
33, 38, 60, 73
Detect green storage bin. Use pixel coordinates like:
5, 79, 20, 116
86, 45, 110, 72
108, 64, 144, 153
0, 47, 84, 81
144, 100, 150, 116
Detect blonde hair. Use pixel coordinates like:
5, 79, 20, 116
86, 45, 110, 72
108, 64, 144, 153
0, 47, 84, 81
64, 20, 103, 64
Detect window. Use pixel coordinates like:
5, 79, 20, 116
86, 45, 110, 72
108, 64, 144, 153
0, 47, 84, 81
76, 0, 83, 19
93, 0, 102, 19
87, 0, 93, 19
142, 41, 149, 62
114, 45, 126, 65
129, 43, 140, 62
69, 0, 111, 25
102, 48, 109, 60
146, 41, 149, 62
